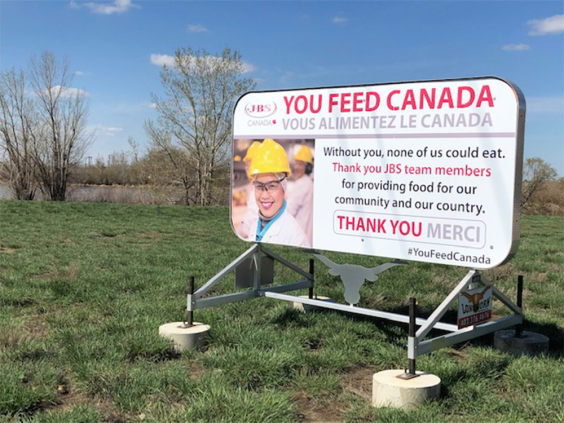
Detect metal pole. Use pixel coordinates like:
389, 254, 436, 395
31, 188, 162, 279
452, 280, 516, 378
186, 276, 195, 328
515, 275, 523, 338
308, 259, 314, 299
408, 297, 417, 375
397, 297, 418, 380
253, 243, 262, 291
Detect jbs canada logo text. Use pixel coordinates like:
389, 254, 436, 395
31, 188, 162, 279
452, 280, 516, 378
244, 101, 277, 118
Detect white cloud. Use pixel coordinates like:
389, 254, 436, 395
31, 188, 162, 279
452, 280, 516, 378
91, 125, 123, 136
528, 14, 564, 36
150, 53, 256, 73
242, 62, 256, 73
47, 85, 88, 98
78, 0, 137, 15
187, 24, 208, 33
527, 96, 564, 114
332, 16, 348, 25
150, 54, 176, 67
502, 43, 531, 51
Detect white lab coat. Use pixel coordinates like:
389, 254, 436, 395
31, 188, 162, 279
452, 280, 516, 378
237, 183, 259, 239
248, 209, 311, 248
286, 175, 314, 243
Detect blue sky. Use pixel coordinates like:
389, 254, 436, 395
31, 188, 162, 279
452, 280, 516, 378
1, 0, 563, 175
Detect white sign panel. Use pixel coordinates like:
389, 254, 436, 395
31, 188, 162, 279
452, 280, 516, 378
231, 77, 525, 268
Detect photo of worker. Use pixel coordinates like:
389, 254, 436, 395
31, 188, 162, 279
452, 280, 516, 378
231, 138, 314, 248
286, 144, 314, 243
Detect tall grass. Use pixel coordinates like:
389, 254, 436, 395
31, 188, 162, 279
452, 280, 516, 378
0, 201, 562, 421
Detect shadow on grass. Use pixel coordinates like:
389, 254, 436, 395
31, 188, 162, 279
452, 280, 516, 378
522, 320, 563, 357
270, 301, 563, 359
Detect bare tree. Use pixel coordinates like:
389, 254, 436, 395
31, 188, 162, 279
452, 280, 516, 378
0, 69, 39, 200
144, 120, 197, 203
29, 52, 92, 201
522, 157, 557, 209
146, 47, 256, 205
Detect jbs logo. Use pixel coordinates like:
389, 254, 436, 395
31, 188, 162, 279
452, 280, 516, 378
245, 101, 277, 118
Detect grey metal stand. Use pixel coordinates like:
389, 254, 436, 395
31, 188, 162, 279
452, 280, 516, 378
411, 269, 522, 358
187, 245, 524, 369
187, 243, 314, 313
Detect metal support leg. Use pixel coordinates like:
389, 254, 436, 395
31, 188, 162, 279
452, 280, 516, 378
183, 276, 195, 328
308, 259, 314, 299
398, 297, 419, 380
253, 243, 262, 291
408, 297, 417, 375
516, 275, 523, 338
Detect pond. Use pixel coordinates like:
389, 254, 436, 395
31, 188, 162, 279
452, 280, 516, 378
0, 183, 185, 204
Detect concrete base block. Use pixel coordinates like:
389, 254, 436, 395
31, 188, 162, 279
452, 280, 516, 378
159, 322, 210, 352
372, 369, 441, 410
494, 330, 549, 357
293, 295, 335, 312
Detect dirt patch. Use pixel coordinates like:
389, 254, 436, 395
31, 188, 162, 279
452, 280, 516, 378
293, 391, 343, 422
89, 231, 119, 239
340, 366, 375, 402
136, 231, 162, 240
444, 348, 470, 362
0, 327, 26, 349
96, 399, 131, 423
51, 389, 89, 413
32, 263, 80, 282
186, 360, 205, 380
42, 391, 130, 422
128, 347, 181, 363
0, 315, 50, 349
34, 271, 59, 280
64, 262, 81, 280
26, 315, 50, 339
293, 367, 376, 422
528, 273, 548, 284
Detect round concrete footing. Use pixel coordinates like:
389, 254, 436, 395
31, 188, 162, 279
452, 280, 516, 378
159, 322, 210, 352
494, 330, 549, 357
293, 295, 335, 312
372, 369, 441, 410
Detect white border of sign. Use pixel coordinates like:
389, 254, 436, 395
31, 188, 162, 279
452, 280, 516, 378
231, 77, 525, 269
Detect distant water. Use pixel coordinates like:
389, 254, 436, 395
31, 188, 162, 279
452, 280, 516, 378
0, 183, 184, 204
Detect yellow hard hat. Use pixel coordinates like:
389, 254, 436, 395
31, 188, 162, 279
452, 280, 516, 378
243, 141, 261, 162
294, 145, 314, 164
234, 155, 242, 162
250, 139, 292, 177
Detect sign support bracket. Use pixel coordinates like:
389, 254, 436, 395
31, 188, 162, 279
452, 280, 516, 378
187, 248, 524, 367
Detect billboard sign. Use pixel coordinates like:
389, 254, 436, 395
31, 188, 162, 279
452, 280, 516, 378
231, 77, 525, 268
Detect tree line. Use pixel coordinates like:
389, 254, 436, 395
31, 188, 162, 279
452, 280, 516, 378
1, 47, 254, 205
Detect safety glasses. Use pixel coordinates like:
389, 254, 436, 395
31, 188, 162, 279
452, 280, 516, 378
253, 176, 286, 193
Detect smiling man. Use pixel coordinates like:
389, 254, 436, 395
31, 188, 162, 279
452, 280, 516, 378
247, 139, 310, 248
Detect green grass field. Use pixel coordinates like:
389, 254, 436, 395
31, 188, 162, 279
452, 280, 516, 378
0, 201, 562, 422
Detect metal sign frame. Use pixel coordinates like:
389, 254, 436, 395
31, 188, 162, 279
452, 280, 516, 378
186, 245, 523, 374
230, 76, 526, 268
